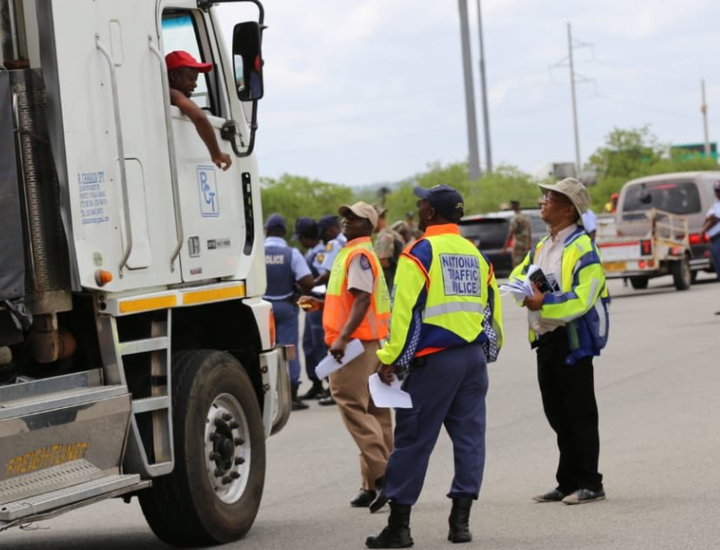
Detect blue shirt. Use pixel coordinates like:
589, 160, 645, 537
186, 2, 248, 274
707, 200, 720, 239
320, 233, 347, 273
263, 237, 311, 300
305, 242, 326, 278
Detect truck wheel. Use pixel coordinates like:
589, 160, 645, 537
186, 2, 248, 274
629, 276, 649, 290
672, 256, 691, 291
139, 350, 266, 546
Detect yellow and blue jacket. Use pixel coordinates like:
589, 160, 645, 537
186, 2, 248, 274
377, 224, 504, 367
510, 226, 610, 365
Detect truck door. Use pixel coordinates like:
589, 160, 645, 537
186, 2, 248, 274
38, 0, 182, 291
160, 6, 247, 283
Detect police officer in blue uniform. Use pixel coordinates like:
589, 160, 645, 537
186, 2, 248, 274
263, 214, 315, 411
294, 217, 330, 400
314, 215, 347, 406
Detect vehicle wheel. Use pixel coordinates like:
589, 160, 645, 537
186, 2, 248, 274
139, 350, 266, 546
629, 276, 649, 290
672, 256, 691, 291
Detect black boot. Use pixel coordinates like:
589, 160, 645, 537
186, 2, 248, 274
291, 385, 308, 411
369, 476, 388, 513
447, 497, 473, 543
365, 502, 413, 548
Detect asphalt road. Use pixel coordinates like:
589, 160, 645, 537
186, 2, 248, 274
3, 274, 720, 550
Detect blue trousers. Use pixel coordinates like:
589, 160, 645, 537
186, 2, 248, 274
710, 235, 720, 281
384, 344, 489, 505
302, 310, 327, 382
270, 300, 301, 387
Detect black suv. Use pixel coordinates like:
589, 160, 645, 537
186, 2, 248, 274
459, 210, 547, 278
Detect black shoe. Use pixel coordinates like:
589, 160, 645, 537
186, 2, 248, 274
369, 477, 388, 513
291, 399, 309, 411
291, 385, 309, 411
715, 310, 720, 315
562, 488, 606, 505
319, 395, 336, 406
351, 488, 377, 508
300, 382, 325, 400
532, 488, 566, 503
448, 497, 473, 543
365, 503, 413, 548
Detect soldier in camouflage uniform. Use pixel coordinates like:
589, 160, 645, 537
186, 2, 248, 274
503, 200, 532, 267
373, 205, 405, 291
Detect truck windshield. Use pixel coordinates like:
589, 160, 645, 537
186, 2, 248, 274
622, 181, 701, 215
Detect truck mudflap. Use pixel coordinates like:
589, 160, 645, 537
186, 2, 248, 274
259, 346, 291, 437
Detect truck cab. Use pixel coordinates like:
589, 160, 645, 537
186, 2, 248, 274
0, 0, 290, 544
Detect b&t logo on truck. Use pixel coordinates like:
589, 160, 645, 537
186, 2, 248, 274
197, 166, 219, 217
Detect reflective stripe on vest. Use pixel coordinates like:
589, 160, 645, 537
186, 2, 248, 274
423, 301, 485, 320
323, 237, 390, 345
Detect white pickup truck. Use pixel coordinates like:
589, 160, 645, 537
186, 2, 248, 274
596, 209, 692, 291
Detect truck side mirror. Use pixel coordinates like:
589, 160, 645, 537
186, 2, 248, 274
233, 21, 264, 101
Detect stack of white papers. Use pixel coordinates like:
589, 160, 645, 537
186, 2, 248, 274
368, 373, 413, 409
499, 264, 542, 300
314, 338, 365, 379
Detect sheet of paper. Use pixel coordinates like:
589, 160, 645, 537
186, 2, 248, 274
314, 338, 365, 379
368, 373, 413, 409
498, 264, 557, 301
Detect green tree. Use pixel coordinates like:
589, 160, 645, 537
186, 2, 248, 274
383, 161, 540, 224
260, 174, 354, 225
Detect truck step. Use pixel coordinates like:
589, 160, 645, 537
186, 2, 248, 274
0, 472, 141, 521
0, 383, 128, 421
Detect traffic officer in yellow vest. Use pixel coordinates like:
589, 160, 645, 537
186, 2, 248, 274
366, 185, 504, 549
303, 201, 394, 511
511, 177, 609, 506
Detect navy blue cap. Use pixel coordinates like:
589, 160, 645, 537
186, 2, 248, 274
264, 213, 287, 231
293, 217, 319, 240
318, 215, 340, 235
414, 184, 465, 219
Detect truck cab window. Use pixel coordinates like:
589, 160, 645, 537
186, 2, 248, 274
162, 12, 214, 112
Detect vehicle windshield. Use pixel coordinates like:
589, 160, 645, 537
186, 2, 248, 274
458, 219, 509, 249
623, 181, 701, 215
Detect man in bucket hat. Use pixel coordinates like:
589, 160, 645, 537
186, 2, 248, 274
510, 177, 610, 506
166, 50, 232, 171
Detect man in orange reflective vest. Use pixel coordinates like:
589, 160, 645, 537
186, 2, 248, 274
303, 201, 393, 512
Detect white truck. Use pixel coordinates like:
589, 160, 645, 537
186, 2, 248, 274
596, 209, 692, 291
0, 0, 291, 545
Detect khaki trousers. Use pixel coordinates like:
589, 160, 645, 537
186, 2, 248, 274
329, 340, 393, 491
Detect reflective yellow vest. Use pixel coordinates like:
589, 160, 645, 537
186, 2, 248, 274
377, 224, 504, 366
323, 237, 391, 345
510, 227, 610, 364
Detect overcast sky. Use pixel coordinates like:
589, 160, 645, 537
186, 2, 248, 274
218, 0, 720, 187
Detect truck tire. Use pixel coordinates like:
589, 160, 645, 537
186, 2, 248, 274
630, 276, 649, 290
139, 350, 266, 546
672, 256, 691, 291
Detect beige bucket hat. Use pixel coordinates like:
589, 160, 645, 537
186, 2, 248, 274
538, 177, 590, 225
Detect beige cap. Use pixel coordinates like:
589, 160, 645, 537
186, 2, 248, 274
538, 177, 590, 225
338, 201, 378, 230
373, 204, 388, 218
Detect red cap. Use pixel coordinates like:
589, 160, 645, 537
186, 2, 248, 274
165, 50, 212, 73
